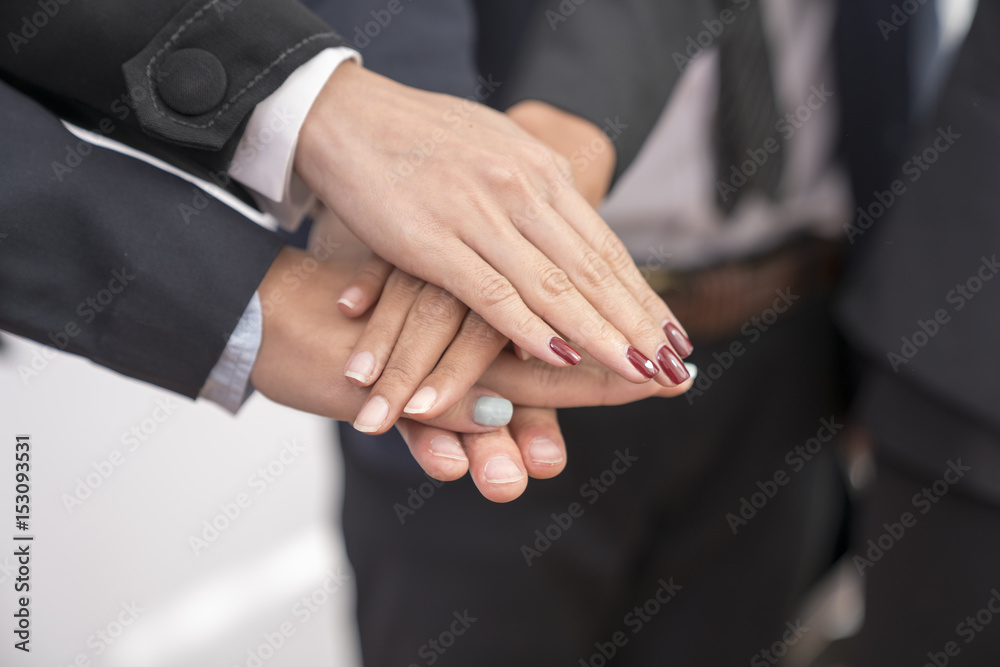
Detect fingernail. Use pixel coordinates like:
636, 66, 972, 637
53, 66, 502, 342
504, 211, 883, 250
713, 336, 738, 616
514, 344, 532, 362
338, 286, 365, 310
345, 351, 376, 384
656, 345, 691, 385
626, 346, 659, 378
528, 438, 564, 465
429, 435, 466, 462
663, 321, 694, 358
684, 362, 699, 381
484, 456, 525, 484
548, 336, 582, 366
404, 387, 438, 415
353, 395, 389, 433
473, 396, 513, 427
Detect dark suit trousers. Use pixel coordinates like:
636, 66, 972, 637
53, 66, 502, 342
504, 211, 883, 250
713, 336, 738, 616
339, 295, 845, 666
849, 454, 1000, 667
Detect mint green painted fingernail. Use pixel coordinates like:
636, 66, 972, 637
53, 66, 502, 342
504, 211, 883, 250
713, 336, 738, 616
473, 397, 513, 427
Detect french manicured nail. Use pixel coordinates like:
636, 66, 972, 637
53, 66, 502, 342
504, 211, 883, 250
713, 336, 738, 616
473, 396, 513, 427
515, 344, 532, 362
663, 321, 694, 358
345, 351, 376, 384
685, 362, 699, 381
484, 456, 525, 484
626, 346, 659, 378
656, 345, 690, 385
429, 435, 466, 462
548, 336, 582, 366
404, 387, 437, 415
528, 438, 564, 465
338, 286, 364, 310
353, 395, 389, 433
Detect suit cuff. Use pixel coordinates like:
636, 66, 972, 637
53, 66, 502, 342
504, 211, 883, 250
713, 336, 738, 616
229, 47, 360, 232
199, 291, 263, 413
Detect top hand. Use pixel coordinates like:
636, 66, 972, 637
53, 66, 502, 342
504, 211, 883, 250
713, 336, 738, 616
295, 63, 691, 388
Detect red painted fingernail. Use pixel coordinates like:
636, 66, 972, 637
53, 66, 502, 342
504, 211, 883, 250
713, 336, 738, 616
657, 345, 691, 385
548, 336, 582, 366
626, 346, 659, 378
663, 322, 694, 358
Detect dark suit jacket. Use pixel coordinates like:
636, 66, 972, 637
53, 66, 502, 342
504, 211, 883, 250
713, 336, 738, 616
838, 0, 1000, 502
0, 0, 346, 179
0, 80, 282, 398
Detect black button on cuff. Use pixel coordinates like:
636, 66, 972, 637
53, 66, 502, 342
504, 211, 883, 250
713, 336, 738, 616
156, 48, 228, 117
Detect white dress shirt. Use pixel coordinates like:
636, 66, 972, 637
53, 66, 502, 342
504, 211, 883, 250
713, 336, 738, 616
600, 0, 850, 271
64, 47, 358, 412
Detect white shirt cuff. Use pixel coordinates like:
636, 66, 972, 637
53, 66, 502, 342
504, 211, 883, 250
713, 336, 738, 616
229, 46, 361, 232
199, 291, 263, 413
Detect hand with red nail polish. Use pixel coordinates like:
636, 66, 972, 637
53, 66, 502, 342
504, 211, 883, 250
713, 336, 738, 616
297, 63, 692, 385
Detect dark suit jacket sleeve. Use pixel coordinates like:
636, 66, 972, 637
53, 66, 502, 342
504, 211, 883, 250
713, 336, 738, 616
0, 80, 283, 399
490, 0, 709, 180
0, 0, 346, 176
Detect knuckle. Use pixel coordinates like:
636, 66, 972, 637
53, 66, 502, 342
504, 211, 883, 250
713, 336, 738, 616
590, 318, 621, 345
598, 232, 634, 272
576, 250, 615, 291
553, 153, 573, 181
474, 272, 519, 310
354, 263, 387, 286
538, 266, 576, 300
505, 307, 540, 343
393, 271, 425, 294
627, 315, 663, 343
484, 156, 532, 194
378, 363, 421, 389
461, 312, 504, 344
413, 289, 462, 325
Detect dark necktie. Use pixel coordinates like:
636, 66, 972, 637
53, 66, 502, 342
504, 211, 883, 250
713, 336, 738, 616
714, 0, 784, 214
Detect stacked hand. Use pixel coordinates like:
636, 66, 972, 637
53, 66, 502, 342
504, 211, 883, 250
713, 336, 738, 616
251, 249, 693, 502
256, 73, 697, 502
295, 63, 693, 388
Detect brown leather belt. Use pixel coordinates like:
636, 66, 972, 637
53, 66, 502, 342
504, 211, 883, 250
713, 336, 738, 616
646, 237, 843, 345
